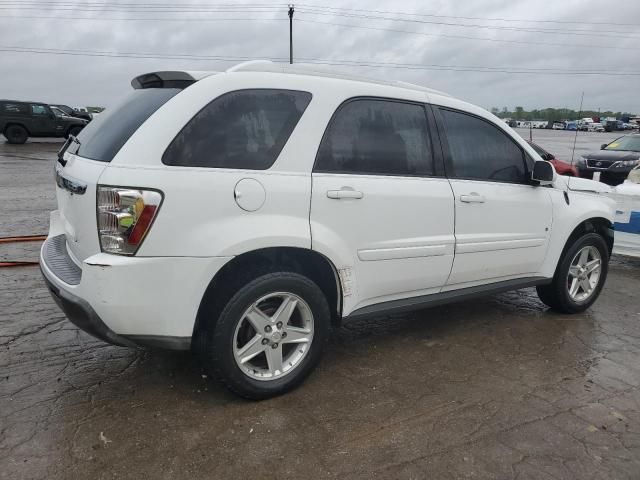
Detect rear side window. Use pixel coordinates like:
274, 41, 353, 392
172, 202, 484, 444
315, 99, 433, 176
2, 103, 28, 114
76, 88, 180, 162
162, 89, 312, 169
440, 109, 526, 183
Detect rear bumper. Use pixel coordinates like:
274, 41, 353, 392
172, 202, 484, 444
40, 228, 232, 349
40, 266, 137, 347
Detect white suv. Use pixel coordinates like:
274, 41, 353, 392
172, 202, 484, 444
41, 61, 616, 399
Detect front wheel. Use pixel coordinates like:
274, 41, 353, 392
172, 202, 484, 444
198, 272, 331, 399
67, 126, 83, 138
537, 233, 609, 313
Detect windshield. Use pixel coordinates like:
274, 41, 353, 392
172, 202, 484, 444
605, 136, 640, 152
75, 88, 180, 162
55, 105, 73, 115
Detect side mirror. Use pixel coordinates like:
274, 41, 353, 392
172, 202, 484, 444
601, 143, 608, 150
531, 160, 555, 185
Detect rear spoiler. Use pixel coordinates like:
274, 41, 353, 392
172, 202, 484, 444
131, 70, 218, 89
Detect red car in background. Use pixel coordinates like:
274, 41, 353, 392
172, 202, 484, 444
527, 141, 579, 176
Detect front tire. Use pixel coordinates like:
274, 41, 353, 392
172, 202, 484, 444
67, 126, 83, 138
537, 233, 609, 313
198, 272, 331, 400
4, 125, 28, 144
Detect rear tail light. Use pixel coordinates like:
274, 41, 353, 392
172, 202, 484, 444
97, 186, 162, 255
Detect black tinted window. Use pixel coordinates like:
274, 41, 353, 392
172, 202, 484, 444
76, 88, 180, 162
2, 103, 28, 114
163, 89, 311, 169
315, 99, 433, 176
441, 109, 526, 183
31, 104, 48, 115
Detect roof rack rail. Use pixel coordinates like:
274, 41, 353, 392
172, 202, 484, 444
224, 60, 451, 97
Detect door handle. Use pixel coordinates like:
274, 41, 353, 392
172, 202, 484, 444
327, 189, 364, 200
460, 193, 485, 203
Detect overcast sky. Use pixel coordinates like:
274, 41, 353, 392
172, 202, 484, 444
1, 0, 639, 113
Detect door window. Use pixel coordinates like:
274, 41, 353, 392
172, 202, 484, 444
315, 99, 434, 176
163, 89, 312, 169
30, 104, 48, 115
441, 109, 527, 183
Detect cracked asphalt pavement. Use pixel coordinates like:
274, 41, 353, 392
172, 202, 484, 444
1, 137, 640, 479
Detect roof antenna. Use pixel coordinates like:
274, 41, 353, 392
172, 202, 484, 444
288, 4, 294, 64
570, 91, 584, 166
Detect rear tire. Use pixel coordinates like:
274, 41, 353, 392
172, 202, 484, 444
536, 233, 609, 313
197, 271, 331, 400
4, 125, 28, 144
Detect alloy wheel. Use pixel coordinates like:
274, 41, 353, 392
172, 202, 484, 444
233, 292, 314, 381
566, 245, 602, 302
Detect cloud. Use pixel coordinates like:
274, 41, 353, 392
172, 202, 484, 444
1, 0, 638, 113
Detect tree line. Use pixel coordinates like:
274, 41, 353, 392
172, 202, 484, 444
489, 107, 636, 122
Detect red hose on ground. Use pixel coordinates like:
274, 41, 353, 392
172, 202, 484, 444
0, 235, 47, 268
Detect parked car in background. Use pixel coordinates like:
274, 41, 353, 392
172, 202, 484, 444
0, 100, 88, 144
42, 62, 616, 399
51, 104, 93, 122
588, 123, 605, 133
577, 134, 640, 186
609, 166, 640, 257
552, 122, 565, 130
527, 141, 578, 176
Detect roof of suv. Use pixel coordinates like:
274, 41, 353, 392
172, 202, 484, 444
131, 60, 452, 98
0, 99, 46, 104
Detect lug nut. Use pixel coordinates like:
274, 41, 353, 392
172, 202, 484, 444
276, 322, 283, 329
265, 325, 272, 333
282, 332, 287, 338
261, 338, 269, 345
272, 343, 278, 349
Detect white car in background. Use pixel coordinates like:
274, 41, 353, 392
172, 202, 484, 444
41, 61, 616, 399
610, 166, 640, 257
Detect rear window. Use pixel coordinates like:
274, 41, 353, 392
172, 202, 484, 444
75, 88, 180, 162
162, 89, 312, 169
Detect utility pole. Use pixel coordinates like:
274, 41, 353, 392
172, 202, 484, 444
288, 4, 294, 64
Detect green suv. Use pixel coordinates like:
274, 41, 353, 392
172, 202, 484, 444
1, 100, 88, 144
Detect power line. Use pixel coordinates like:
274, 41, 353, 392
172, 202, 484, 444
294, 7, 640, 39
1, 1, 637, 36
295, 3, 640, 28
296, 18, 640, 51
0, 14, 285, 21
0, 1, 635, 29
2, 45, 640, 76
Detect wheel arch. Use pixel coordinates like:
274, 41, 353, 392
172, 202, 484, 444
561, 217, 614, 260
192, 246, 343, 341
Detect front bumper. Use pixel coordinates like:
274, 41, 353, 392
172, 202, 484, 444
40, 226, 232, 349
